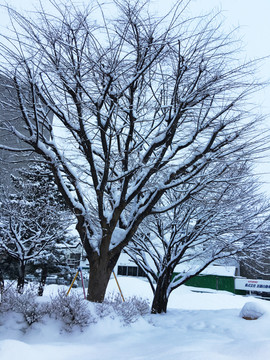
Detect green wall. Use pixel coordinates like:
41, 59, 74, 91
173, 273, 246, 295
185, 274, 234, 292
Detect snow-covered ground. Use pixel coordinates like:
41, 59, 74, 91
1, 277, 270, 360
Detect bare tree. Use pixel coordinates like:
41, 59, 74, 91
0, 0, 266, 302
0, 163, 75, 293
239, 241, 270, 280
0, 194, 55, 292
127, 164, 270, 313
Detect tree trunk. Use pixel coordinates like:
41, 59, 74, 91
17, 261, 25, 293
151, 272, 171, 314
87, 251, 120, 303
0, 268, 4, 296
38, 265, 48, 296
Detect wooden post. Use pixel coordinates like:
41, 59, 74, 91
66, 269, 79, 296
113, 270, 125, 302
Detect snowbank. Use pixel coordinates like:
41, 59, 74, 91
1, 277, 270, 360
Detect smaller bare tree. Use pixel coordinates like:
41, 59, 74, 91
126, 164, 270, 313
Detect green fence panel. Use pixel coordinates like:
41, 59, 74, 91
173, 273, 237, 294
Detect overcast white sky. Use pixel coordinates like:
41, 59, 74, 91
0, 0, 270, 192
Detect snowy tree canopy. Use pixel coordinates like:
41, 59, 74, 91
0, 0, 267, 302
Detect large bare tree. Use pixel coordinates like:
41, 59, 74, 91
0, 0, 266, 302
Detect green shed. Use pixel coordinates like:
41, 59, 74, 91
173, 265, 239, 294
184, 274, 235, 293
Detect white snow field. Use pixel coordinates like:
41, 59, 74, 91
1, 276, 270, 360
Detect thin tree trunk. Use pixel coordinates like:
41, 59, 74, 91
151, 272, 171, 314
38, 265, 48, 296
151, 286, 169, 314
17, 261, 25, 294
0, 268, 4, 300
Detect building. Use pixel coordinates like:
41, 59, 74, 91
0, 75, 53, 192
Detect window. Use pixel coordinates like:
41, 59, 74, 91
117, 265, 146, 277
128, 266, 138, 276
138, 267, 146, 277
118, 266, 127, 276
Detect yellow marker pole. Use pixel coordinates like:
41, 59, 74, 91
113, 270, 125, 302
66, 270, 79, 296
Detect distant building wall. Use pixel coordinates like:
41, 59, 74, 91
0, 76, 49, 192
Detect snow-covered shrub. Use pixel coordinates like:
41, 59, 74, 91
117, 296, 150, 325
0, 286, 16, 312
239, 302, 265, 320
96, 293, 150, 325
128, 295, 150, 316
0, 286, 149, 332
49, 289, 95, 332
95, 300, 113, 319
0, 285, 46, 326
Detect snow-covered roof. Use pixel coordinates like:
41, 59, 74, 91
174, 263, 236, 277
117, 253, 236, 277
200, 265, 236, 277
117, 253, 136, 266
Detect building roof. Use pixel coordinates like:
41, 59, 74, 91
117, 253, 237, 277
